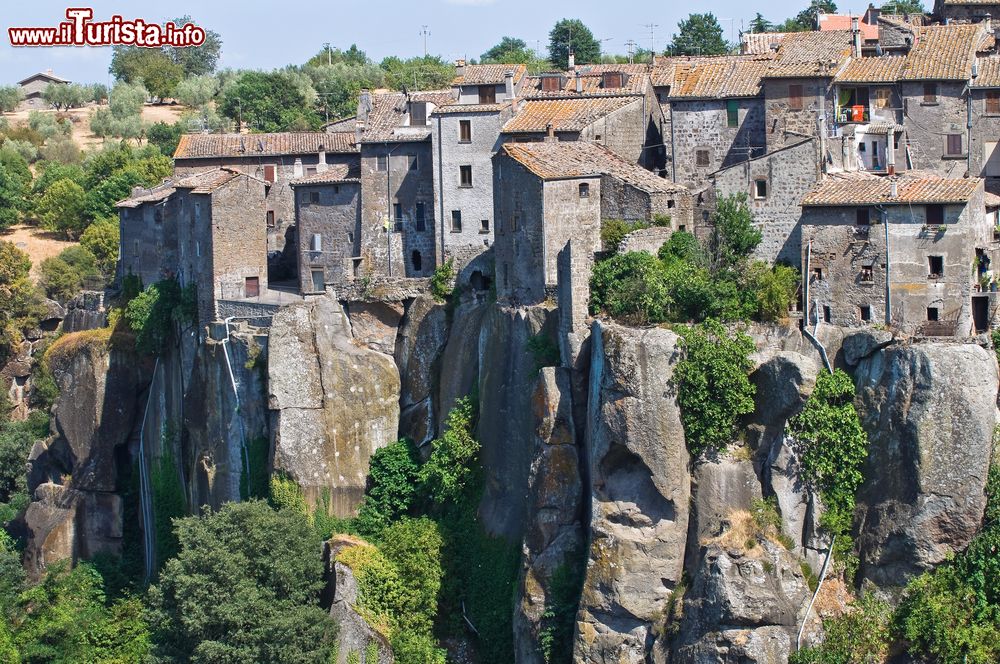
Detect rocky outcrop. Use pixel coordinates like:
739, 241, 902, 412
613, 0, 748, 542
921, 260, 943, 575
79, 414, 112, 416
514, 367, 584, 664
854, 340, 998, 587
269, 295, 400, 517
345, 301, 405, 356
574, 322, 691, 663
62, 291, 107, 333
436, 301, 487, 434
323, 535, 394, 664
394, 296, 448, 447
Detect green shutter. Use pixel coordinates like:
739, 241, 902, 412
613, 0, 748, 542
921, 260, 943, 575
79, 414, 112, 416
727, 100, 739, 127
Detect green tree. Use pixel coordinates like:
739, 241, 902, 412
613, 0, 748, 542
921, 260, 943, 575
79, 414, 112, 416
784, 0, 838, 31
711, 192, 761, 270
481, 36, 537, 64
36, 178, 87, 238
174, 73, 220, 108
0, 241, 44, 353
38, 245, 101, 300
80, 217, 120, 279
590, 251, 673, 325
147, 121, 183, 157
110, 47, 184, 99
219, 70, 320, 132
378, 518, 444, 635
0, 165, 28, 230
881, 0, 925, 12
306, 62, 386, 120
749, 13, 776, 33
42, 82, 89, 110
669, 13, 731, 56
675, 319, 756, 457
355, 438, 423, 536
548, 19, 601, 69
148, 500, 337, 663
380, 55, 456, 91
306, 44, 369, 68
419, 396, 481, 504
165, 16, 223, 76
0, 87, 23, 113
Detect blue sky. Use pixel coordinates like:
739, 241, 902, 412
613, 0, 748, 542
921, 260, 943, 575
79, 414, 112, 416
1, 0, 881, 85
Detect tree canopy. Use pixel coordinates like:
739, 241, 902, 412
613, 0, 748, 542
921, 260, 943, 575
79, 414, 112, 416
218, 70, 320, 132
669, 13, 730, 56
548, 19, 601, 69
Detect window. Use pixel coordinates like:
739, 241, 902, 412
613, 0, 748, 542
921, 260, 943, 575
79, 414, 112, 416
860, 265, 874, 282
874, 87, 891, 109
195, 241, 200, 258
347, 231, 355, 244
927, 306, 940, 321
394, 203, 403, 223
194, 201, 201, 222
478, 85, 496, 104
263, 165, 276, 183
410, 102, 427, 126
408, 154, 419, 171
411, 250, 423, 272
579, 182, 590, 198
451, 210, 462, 232
459, 120, 472, 142
928, 255, 944, 278
415, 202, 426, 232
754, 179, 767, 199
311, 269, 325, 293
376, 154, 388, 171
788, 84, 803, 111
823, 305, 831, 323
459, 165, 473, 187
266, 210, 275, 228
311, 233, 322, 252
306, 166, 317, 176
480, 218, 490, 233
923, 83, 937, 103
511, 212, 520, 232
856, 208, 871, 225
812, 267, 823, 281
602, 72, 624, 88
926, 204, 944, 225
245, 276, 260, 298
541, 75, 561, 92
727, 100, 739, 128
678, 224, 686, 232
667, 200, 675, 208
309, 191, 320, 204
946, 134, 963, 156
859, 305, 872, 322
696, 149, 710, 167
988, 92, 1000, 115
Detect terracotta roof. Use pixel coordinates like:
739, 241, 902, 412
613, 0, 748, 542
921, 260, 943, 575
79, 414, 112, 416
521, 66, 649, 98
802, 175, 981, 205
766, 30, 854, 78
454, 63, 527, 86
941, 0, 1000, 4
985, 191, 1000, 208
835, 56, 906, 83
670, 58, 772, 98
863, 122, 905, 135
651, 55, 771, 87
174, 132, 357, 159
431, 102, 512, 114
500, 141, 686, 194
174, 167, 249, 194
817, 14, 879, 41
17, 71, 68, 85
973, 56, 1000, 87
115, 181, 175, 208
290, 163, 361, 185
741, 32, 789, 55
502, 96, 638, 133
359, 90, 454, 142
899, 24, 983, 81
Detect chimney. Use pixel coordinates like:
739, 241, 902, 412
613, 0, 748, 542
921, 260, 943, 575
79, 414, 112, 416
986, 14, 992, 35
293, 157, 303, 178
317, 143, 328, 173
851, 16, 862, 57
575, 74, 583, 93
505, 70, 515, 102
889, 178, 898, 198
455, 58, 466, 78
545, 122, 556, 142
886, 131, 895, 175
568, 49, 575, 71
356, 89, 372, 141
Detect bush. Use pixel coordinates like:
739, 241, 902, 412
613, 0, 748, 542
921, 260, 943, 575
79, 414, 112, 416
589, 251, 672, 325
430, 259, 454, 302
600, 218, 648, 253
147, 121, 183, 158
123, 279, 196, 355
355, 438, 423, 537
377, 518, 444, 635
790, 593, 892, 664
36, 177, 88, 238
418, 396, 480, 504
674, 319, 756, 457
79, 216, 120, 279
38, 245, 101, 301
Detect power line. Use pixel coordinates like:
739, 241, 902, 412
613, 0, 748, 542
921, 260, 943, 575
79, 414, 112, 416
643, 23, 658, 62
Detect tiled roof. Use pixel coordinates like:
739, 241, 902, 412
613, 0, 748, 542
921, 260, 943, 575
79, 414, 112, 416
502, 96, 638, 133
521, 65, 649, 98
741, 32, 789, 55
17, 71, 68, 85
802, 174, 981, 205
941, 0, 1000, 4
290, 163, 361, 185
454, 63, 527, 86
817, 14, 879, 41
899, 24, 983, 81
174, 132, 357, 159
431, 102, 512, 115
835, 56, 906, 83
765, 30, 854, 78
651, 55, 768, 87
174, 167, 249, 194
115, 181, 175, 208
973, 56, 1000, 87
670, 58, 772, 98
501, 141, 686, 194
863, 122, 905, 135
359, 90, 454, 142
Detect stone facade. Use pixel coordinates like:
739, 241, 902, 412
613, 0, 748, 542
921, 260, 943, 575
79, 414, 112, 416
670, 98, 766, 187
899, 81, 969, 176
292, 180, 361, 293
801, 183, 991, 335
117, 185, 179, 287
599, 173, 693, 229
764, 77, 838, 151
968, 86, 1000, 187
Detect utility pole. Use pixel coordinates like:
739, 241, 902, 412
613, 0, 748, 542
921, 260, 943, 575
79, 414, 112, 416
644, 23, 658, 62
625, 39, 637, 64
420, 25, 430, 57
324, 42, 331, 66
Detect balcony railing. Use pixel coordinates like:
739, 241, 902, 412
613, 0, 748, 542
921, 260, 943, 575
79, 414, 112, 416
835, 106, 871, 124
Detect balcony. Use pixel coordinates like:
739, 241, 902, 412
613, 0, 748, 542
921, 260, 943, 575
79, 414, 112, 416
836, 105, 871, 124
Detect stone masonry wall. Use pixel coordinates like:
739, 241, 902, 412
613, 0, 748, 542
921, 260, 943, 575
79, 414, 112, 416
900, 81, 969, 177
764, 77, 836, 151
494, 155, 546, 303
294, 182, 361, 292
671, 98, 766, 188
543, 178, 602, 289
210, 176, 269, 315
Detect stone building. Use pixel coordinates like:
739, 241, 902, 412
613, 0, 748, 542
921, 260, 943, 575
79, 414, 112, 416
493, 140, 690, 304
355, 89, 454, 279
116, 181, 180, 288
934, 0, 1000, 22
431, 64, 525, 272
16, 70, 68, 111
173, 132, 359, 281
829, 56, 907, 174
968, 55, 1000, 187
801, 173, 991, 335
290, 164, 362, 294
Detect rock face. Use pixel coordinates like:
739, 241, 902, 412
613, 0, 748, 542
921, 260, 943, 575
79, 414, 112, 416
269, 295, 400, 517
323, 536, 394, 664
514, 367, 584, 664
345, 301, 405, 356
574, 322, 691, 663
854, 341, 999, 587
436, 301, 487, 434
394, 296, 448, 446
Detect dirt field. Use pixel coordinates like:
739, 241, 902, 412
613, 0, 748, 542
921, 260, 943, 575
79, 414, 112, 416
3, 103, 185, 150
1, 224, 77, 282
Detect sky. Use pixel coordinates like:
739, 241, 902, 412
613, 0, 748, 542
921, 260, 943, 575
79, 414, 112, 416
0, 0, 883, 85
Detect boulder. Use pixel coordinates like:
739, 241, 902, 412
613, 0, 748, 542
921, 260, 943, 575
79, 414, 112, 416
750, 352, 819, 428
269, 295, 400, 517
689, 455, 763, 552
842, 329, 894, 367
675, 626, 792, 664
345, 301, 405, 356
574, 322, 691, 663
854, 341, 999, 587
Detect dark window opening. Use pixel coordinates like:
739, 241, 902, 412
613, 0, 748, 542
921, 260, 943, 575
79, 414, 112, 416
478, 85, 496, 104
309, 191, 320, 204
579, 182, 590, 198
856, 208, 870, 225
451, 210, 462, 232
788, 84, 803, 110
927, 306, 939, 321
926, 204, 944, 225
394, 203, 403, 223
376, 154, 388, 171
480, 218, 490, 232
923, 83, 937, 103
860, 305, 872, 322
812, 267, 823, 281
696, 149, 710, 167
460, 165, 473, 187
411, 250, 423, 272
602, 72, 624, 88
410, 102, 427, 126
266, 210, 275, 228
415, 202, 426, 231
928, 255, 944, 278
459, 120, 472, 142
754, 179, 767, 199
860, 265, 874, 282
823, 305, 831, 323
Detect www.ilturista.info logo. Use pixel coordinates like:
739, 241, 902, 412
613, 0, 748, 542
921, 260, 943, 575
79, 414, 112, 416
8, 8, 205, 48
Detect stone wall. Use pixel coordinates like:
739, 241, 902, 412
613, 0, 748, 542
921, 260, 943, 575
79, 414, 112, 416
494, 155, 547, 303
118, 193, 180, 288
294, 181, 361, 292
618, 226, 673, 255
969, 88, 1000, 188
542, 178, 602, 293
208, 175, 269, 322
900, 81, 969, 177
670, 98, 766, 187
764, 77, 836, 151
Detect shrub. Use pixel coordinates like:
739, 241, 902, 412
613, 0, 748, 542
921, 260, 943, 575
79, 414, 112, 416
674, 319, 756, 457
79, 217, 120, 279
589, 251, 672, 325
419, 396, 479, 504
430, 259, 454, 302
38, 245, 101, 301
600, 218, 648, 253
747, 262, 799, 322
790, 593, 892, 664
377, 517, 444, 635
355, 438, 422, 537
123, 279, 196, 355
35, 178, 88, 238
710, 192, 761, 270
